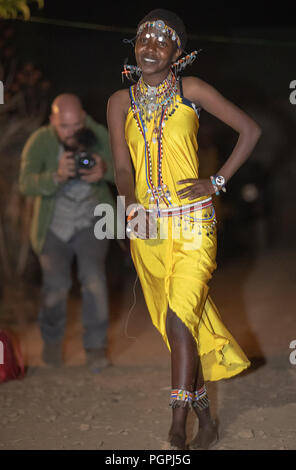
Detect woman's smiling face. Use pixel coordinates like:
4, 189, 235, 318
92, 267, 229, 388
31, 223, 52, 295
135, 26, 180, 79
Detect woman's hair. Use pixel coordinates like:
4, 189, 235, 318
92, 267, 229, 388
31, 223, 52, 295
137, 8, 187, 51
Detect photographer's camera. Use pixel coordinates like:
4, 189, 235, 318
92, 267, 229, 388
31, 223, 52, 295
64, 127, 97, 178
73, 150, 96, 174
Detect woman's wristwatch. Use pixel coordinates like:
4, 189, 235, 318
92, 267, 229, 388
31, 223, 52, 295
210, 175, 226, 195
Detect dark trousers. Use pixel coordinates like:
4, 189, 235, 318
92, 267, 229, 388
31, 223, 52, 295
38, 227, 109, 350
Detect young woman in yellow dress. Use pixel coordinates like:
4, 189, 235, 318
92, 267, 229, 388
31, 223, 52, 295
107, 9, 261, 450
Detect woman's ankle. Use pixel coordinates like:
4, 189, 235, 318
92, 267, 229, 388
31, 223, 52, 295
168, 426, 186, 449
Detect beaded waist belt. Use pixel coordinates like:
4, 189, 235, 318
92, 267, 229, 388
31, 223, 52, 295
145, 197, 213, 218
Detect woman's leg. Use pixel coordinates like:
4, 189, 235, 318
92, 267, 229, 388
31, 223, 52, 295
166, 307, 218, 449
165, 307, 199, 448
190, 360, 218, 449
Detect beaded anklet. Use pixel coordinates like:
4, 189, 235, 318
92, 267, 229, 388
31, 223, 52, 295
169, 389, 193, 408
192, 385, 209, 411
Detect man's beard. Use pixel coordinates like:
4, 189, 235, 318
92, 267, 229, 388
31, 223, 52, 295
63, 141, 77, 151
55, 131, 77, 151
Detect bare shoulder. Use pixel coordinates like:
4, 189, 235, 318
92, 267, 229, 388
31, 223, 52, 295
182, 76, 211, 91
108, 88, 131, 116
181, 76, 214, 107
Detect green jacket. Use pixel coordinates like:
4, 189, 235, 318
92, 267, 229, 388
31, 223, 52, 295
19, 115, 117, 255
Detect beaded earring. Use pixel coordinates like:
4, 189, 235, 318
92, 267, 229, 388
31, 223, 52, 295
171, 49, 202, 76
122, 63, 142, 83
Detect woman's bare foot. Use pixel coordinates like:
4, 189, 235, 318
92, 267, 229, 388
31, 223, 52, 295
189, 421, 218, 450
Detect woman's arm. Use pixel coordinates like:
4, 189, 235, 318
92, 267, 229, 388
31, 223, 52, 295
107, 89, 154, 239
107, 90, 137, 209
177, 77, 262, 199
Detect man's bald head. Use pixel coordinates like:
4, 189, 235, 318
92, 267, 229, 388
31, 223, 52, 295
51, 94, 83, 116
50, 93, 86, 147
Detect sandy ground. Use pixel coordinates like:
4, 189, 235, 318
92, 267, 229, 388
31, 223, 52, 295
0, 245, 295, 450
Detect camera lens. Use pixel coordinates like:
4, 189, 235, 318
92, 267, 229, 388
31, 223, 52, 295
77, 151, 95, 169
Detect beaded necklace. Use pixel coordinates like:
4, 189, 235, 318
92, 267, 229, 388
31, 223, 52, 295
130, 71, 181, 209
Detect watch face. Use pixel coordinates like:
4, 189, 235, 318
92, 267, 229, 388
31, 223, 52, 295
216, 175, 225, 186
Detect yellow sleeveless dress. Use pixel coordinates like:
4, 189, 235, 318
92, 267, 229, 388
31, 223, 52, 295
125, 85, 250, 381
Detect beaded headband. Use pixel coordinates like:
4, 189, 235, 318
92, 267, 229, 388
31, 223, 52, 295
137, 20, 182, 50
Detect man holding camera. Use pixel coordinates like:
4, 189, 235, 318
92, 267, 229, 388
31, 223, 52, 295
19, 93, 115, 369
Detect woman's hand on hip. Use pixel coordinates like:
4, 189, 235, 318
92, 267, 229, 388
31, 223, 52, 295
176, 178, 215, 200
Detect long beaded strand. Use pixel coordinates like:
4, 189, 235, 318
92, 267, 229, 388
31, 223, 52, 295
130, 72, 181, 207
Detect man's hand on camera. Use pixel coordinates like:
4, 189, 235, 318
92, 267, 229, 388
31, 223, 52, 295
55, 151, 76, 183
79, 154, 107, 183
